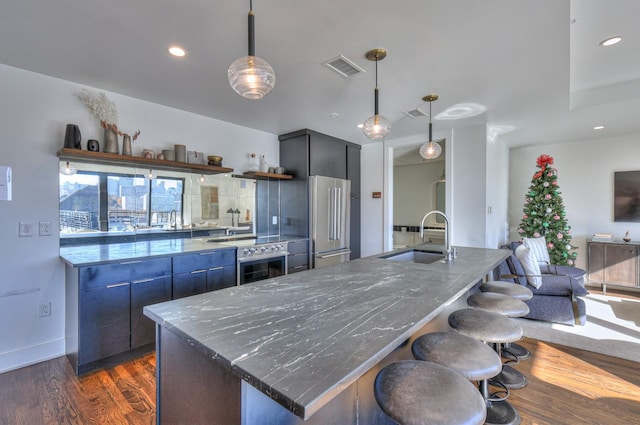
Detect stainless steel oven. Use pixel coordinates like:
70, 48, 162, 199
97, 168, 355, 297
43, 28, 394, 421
237, 241, 288, 285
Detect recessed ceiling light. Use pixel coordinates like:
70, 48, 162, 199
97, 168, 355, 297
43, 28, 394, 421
167, 45, 187, 57
593, 125, 605, 130
599, 36, 622, 47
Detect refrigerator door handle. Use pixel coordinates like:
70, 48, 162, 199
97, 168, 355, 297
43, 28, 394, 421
317, 250, 351, 259
335, 187, 341, 240
329, 187, 335, 240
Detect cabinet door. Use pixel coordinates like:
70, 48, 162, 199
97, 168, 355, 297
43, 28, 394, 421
347, 146, 361, 260
131, 275, 172, 349
173, 270, 207, 299
309, 136, 347, 179
207, 265, 237, 291
604, 244, 637, 287
79, 282, 131, 365
587, 243, 605, 283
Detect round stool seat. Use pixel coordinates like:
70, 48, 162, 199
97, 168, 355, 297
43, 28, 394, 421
448, 309, 523, 343
412, 332, 501, 381
467, 292, 530, 318
481, 281, 533, 300
374, 360, 486, 425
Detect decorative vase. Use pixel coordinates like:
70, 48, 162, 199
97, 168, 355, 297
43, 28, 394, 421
122, 134, 132, 156
103, 128, 119, 154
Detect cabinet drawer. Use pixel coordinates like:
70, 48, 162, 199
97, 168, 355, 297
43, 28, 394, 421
288, 264, 309, 274
173, 249, 236, 274
79, 257, 171, 290
287, 240, 309, 255
288, 253, 309, 269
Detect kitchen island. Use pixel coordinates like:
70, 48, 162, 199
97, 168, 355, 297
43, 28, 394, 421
144, 246, 510, 424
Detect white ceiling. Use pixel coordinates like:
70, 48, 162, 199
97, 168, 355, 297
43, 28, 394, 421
1, 0, 639, 148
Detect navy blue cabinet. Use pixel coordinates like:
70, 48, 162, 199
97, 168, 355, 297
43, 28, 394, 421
66, 248, 235, 374
79, 281, 130, 365
172, 248, 236, 298
70, 257, 172, 374
131, 275, 172, 348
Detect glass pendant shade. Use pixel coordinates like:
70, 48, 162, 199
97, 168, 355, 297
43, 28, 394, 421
59, 161, 77, 175
228, 55, 275, 100
362, 114, 391, 139
419, 140, 442, 159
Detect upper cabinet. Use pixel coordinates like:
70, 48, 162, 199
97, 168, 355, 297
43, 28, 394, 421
278, 129, 361, 259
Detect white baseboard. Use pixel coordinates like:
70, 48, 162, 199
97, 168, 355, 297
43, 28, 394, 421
0, 338, 65, 374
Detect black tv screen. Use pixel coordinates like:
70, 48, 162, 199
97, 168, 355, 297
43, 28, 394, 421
614, 171, 640, 222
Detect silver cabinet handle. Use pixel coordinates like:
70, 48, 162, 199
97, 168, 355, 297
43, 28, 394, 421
132, 278, 154, 284
119, 260, 142, 265
106, 282, 129, 289
191, 269, 206, 274
208, 266, 223, 271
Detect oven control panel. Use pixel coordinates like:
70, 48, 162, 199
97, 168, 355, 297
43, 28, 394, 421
238, 242, 289, 259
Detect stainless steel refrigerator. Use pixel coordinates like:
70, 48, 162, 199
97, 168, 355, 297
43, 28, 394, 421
310, 175, 351, 268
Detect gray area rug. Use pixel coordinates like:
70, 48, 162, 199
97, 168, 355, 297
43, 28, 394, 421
515, 293, 640, 363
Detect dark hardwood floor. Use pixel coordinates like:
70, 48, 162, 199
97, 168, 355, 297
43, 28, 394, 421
0, 338, 639, 424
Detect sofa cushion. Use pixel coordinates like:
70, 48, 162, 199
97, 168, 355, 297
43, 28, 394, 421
515, 244, 542, 289
527, 274, 588, 297
523, 236, 550, 264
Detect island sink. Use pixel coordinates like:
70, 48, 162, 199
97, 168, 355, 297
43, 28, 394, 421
381, 249, 446, 264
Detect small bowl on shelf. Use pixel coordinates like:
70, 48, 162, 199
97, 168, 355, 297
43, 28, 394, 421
208, 155, 223, 166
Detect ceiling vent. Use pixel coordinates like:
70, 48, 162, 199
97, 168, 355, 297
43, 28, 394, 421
323, 55, 365, 78
402, 108, 428, 119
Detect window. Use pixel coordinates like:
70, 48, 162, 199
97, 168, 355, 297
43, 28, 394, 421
60, 171, 184, 234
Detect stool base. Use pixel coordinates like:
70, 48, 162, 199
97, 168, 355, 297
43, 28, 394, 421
486, 399, 521, 425
490, 365, 528, 390
502, 342, 531, 360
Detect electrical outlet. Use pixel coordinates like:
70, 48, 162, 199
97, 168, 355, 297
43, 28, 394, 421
39, 302, 51, 317
272, 216, 278, 225
39, 221, 52, 236
19, 222, 33, 237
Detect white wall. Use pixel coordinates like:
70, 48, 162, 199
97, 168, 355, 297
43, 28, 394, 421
450, 124, 488, 247
393, 162, 444, 226
360, 143, 384, 257
486, 133, 510, 248
0, 64, 278, 372
509, 133, 640, 270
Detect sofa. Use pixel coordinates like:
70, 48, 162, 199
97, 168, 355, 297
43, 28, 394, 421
493, 242, 588, 326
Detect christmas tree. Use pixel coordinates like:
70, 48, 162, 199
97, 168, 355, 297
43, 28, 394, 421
518, 154, 578, 265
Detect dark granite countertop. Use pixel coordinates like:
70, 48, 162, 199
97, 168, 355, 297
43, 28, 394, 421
59, 235, 308, 267
143, 245, 510, 420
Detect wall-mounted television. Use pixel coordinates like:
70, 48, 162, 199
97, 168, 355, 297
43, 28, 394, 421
614, 171, 640, 222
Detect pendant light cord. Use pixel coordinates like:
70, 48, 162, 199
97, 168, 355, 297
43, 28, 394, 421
248, 0, 255, 56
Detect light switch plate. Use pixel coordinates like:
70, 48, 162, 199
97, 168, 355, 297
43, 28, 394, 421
19, 222, 33, 237
39, 222, 52, 236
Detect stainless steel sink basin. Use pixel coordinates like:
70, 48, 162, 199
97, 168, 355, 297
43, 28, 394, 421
381, 250, 445, 264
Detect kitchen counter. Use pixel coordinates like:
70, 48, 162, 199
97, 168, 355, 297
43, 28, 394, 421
144, 245, 510, 424
59, 235, 306, 267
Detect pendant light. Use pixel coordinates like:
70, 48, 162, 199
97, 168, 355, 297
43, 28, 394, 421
419, 94, 442, 159
59, 161, 77, 176
228, 0, 275, 100
362, 48, 391, 139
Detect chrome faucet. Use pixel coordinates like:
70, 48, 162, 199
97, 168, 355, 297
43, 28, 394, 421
169, 209, 177, 230
419, 210, 454, 260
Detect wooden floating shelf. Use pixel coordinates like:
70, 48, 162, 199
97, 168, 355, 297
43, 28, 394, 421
57, 148, 234, 175
242, 171, 293, 180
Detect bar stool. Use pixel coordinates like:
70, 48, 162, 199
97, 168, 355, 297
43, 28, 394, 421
480, 280, 533, 359
466, 292, 529, 390
374, 360, 486, 425
412, 332, 519, 425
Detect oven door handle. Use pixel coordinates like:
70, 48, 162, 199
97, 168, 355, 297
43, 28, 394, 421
237, 253, 288, 263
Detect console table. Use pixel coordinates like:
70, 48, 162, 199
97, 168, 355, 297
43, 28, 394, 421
587, 239, 640, 293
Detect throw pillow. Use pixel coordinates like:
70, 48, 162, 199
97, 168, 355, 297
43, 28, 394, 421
515, 244, 542, 289
523, 236, 551, 264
